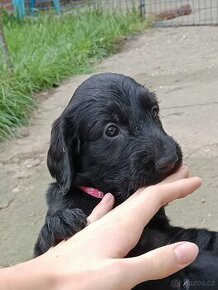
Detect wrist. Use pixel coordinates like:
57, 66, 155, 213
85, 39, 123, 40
0, 257, 58, 290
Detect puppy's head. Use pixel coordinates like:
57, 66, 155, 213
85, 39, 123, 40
47, 73, 182, 202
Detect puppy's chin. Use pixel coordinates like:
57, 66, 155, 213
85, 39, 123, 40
153, 162, 183, 185
75, 144, 182, 204
127, 159, 182, 198
77, 161, 182, 205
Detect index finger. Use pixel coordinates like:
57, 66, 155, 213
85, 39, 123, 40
159, 164, 190, 184
132, 177, 202, 218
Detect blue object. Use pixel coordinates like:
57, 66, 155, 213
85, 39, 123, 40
30, 0, 36, 15
53, 0, 61, 14
13, 0, 26, 18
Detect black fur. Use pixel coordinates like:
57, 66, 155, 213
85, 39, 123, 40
34, 73, 218, 289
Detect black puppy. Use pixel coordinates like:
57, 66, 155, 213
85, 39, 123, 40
34, 73, 218, 289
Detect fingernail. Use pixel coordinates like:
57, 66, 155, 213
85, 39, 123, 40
102, 193, 114, 204
173, 242, 199, 265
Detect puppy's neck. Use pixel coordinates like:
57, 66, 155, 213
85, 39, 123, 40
79, 186, 104, 199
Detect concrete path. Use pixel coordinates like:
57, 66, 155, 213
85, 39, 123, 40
0, 26, 218, 266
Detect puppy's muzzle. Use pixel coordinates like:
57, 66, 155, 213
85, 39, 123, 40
155, 153, 178, 175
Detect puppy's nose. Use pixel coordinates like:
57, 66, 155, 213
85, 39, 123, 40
155, 155, 178, 175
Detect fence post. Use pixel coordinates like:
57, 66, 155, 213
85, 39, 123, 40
0, 19, 13, 74
139, 0, 146, 17
53, 0, 61, 14
13, 0, 26, 18
30, 0, 36, 15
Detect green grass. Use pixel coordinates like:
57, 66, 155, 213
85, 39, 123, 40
0, 8, 148, 140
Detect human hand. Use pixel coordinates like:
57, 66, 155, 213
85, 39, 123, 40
37, 165, 201, 290
4, 166, 201, 290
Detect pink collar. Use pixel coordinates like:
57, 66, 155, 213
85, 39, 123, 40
79, 186, 104, 199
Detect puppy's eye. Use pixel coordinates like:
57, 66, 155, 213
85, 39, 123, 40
105, 124, 120, 137
151, 105, 159, 118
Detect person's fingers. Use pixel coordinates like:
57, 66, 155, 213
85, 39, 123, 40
87, 165, 189, 224
87, 193, 115, 223
82, 177, 202, 258
133, 176, 202, 210
115, 242, 199, 289
153, 176, 202, 206
160, 165, 190, 184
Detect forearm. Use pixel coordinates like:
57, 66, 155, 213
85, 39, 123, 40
0, 258, 56, 290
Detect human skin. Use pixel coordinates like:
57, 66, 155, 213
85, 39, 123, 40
0, 166, 201, 290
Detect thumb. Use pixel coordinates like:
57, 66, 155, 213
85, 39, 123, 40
118, 242, 199, 289
87, 193, 114, 223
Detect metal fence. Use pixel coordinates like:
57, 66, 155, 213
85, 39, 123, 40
0, 0, 218, 26
0, 0, 143, 17
144, 0, 218, 26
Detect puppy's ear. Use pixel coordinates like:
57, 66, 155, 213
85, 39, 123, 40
47, 117, 79, 194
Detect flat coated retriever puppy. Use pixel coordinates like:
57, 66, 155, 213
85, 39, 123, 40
34, 73, 218, 289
